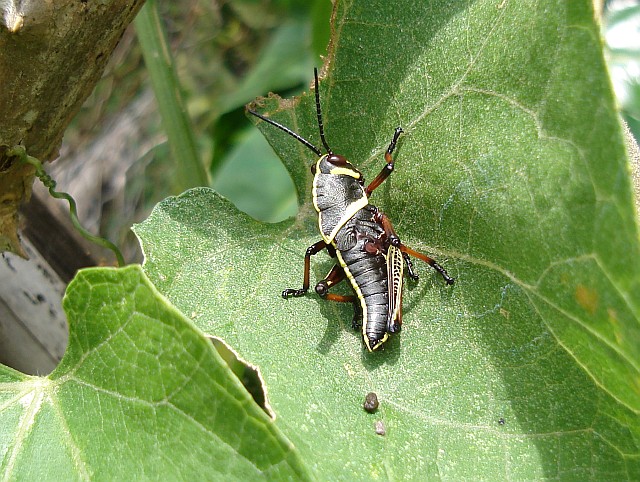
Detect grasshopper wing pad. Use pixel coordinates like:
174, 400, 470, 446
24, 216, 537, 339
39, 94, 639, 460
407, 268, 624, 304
387, 244, 404, 332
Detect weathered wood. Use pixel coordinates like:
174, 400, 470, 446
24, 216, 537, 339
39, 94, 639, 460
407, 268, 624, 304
0, 239, 67, 375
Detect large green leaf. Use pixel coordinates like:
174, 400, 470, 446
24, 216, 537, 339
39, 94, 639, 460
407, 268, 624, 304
0, 266, 308, 480
138, 0, 637, 479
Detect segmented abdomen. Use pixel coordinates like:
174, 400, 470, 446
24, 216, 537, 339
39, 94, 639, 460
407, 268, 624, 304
334, 207, 390, 350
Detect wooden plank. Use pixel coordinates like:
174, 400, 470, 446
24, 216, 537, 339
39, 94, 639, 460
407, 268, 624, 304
0, 239, 67, 375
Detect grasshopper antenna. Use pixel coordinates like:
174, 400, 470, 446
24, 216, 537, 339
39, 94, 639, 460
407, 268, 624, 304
314, 68, 333, 155
247, 108, 323, 157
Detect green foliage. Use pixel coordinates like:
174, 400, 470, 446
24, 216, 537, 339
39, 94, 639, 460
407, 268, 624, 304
2, 0, 640, 479
133, 0, 640, 477
0, 266, 308, 480
213, 128, 297, 222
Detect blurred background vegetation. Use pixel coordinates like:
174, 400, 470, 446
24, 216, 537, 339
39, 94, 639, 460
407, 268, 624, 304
605, 1, 640, 139
51, 0, 639, 264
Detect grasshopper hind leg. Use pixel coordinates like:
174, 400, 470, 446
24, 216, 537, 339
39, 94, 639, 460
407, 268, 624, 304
314, 264, 362, 330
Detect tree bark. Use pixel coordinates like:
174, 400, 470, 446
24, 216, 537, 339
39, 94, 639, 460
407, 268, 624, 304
0, 0, 146, 256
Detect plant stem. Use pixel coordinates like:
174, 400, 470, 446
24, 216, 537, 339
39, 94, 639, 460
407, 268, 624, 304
134, 0, 210, 190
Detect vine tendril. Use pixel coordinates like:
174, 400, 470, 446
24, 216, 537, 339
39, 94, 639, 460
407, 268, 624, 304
8, 145, 125, 267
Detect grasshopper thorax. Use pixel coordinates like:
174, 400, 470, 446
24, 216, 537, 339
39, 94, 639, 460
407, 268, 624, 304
312, 154, 368, 244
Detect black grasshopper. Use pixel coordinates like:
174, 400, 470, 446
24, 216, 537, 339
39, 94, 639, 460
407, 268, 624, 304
248, 69, 454, 351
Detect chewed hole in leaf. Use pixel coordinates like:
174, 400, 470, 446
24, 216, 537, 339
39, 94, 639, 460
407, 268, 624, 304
209, 336, 274, 419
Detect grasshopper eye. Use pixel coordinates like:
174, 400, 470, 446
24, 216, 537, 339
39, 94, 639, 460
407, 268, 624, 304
327, 154, 347, 166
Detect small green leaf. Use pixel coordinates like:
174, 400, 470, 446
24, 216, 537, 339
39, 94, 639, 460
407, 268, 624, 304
135, 0, 640, 479
213, 127, 297, 223
0, 266, 309, 480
